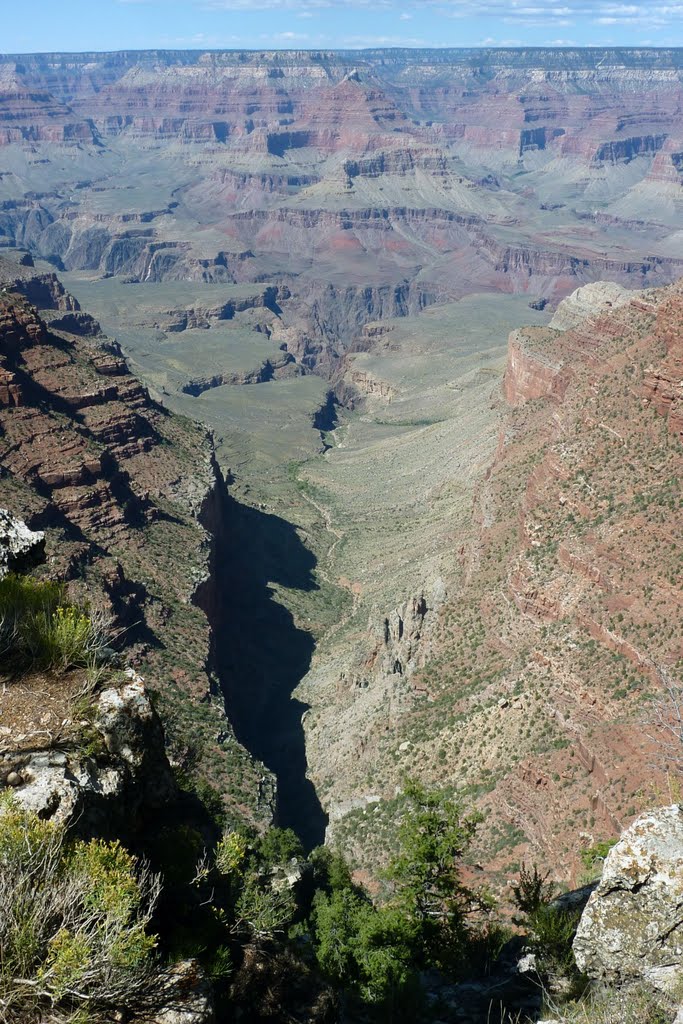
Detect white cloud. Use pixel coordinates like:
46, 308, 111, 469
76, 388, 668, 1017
158, 30, 246, 44
124, 0, 683, 32
269, 29, 311, 37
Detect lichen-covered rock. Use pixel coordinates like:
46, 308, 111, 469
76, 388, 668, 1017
11, 748, 124, 823
573, 804, 683, 993
0, 508, 45, 578
8, 676, 175, 834
95, 673, 175, 805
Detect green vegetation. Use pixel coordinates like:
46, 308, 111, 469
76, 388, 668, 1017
0, 574, 111, 671
0, 795, 159, 1024
385, 779, 486, 969
512, 863, 585, 985
580, 840, 618, 877
304, 781, 498, 1019
103, 778, 516, 1021
0, 748, 652, 1024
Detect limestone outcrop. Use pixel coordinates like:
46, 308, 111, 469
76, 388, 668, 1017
0, 508, 44, 578
1, 672, 176, 836
548, 281, 632, 331
573, 804, 683, 993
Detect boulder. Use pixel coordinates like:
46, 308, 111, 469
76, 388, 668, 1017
95, 675, 175, 806
573, 804, 683, 993
0, 508, 45, 579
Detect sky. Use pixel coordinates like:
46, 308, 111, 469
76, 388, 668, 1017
3, 0, 683, 53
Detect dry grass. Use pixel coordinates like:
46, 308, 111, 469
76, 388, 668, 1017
541, 983, 677, 1024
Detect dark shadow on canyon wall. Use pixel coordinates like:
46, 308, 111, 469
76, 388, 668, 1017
213, 491, 327, 851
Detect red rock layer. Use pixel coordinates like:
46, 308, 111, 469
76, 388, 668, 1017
395, 279, 683, 884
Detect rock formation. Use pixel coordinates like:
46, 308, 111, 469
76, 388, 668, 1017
2, 674, 175, 836
2, 48, 683, 371
573, 804, 683, 993
1, 46, 683, 891
298, 275, 683, 883
0, 507, 44, 577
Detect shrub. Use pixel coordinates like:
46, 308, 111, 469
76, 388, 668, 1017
511, 862, 556, 916
193, 828, 298, 946
527, 903, 583, 977
386, 779, 483, 971
579, 841, 617, 876
233, 872, 297, 942
512, 862, 584, 984
256, 827, 304, 868
0, 794, 160, 1023
311, 888, 419, 1008
0, 574, 112, 671
0, 574, 62, 657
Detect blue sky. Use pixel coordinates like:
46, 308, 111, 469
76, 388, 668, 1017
3, 0, 683, 53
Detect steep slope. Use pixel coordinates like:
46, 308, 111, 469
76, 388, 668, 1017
299, 278, 682, 885
0, 252, 272, 825
3, 47, 683, 880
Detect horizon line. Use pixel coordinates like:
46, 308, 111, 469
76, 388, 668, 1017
4, 44, 683, 57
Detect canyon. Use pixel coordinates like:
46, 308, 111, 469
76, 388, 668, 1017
0, 47, 681, 886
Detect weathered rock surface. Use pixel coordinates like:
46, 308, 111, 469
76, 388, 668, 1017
146, 960, 215, 1024
549, 281, 632, 332
574, 805, 683, 992
2, 675, 175, 835
0, 507, 44, 578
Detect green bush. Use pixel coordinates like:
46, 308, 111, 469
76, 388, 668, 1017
527, 904, 583, 978
0, 794, 160, 1023
192, 827, 299, 947
306, 780, 491, 1019
386, 779, 483, 971
580, 841, 617, 875
512, 863, 583, 982
0, 573, 111, 671
512, 862, 556, 916
256, 827, 304, 868
311, 887, 419, 1008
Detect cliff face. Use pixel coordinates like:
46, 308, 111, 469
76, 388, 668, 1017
0, 253, 271, 825
448, 280, 682, 874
